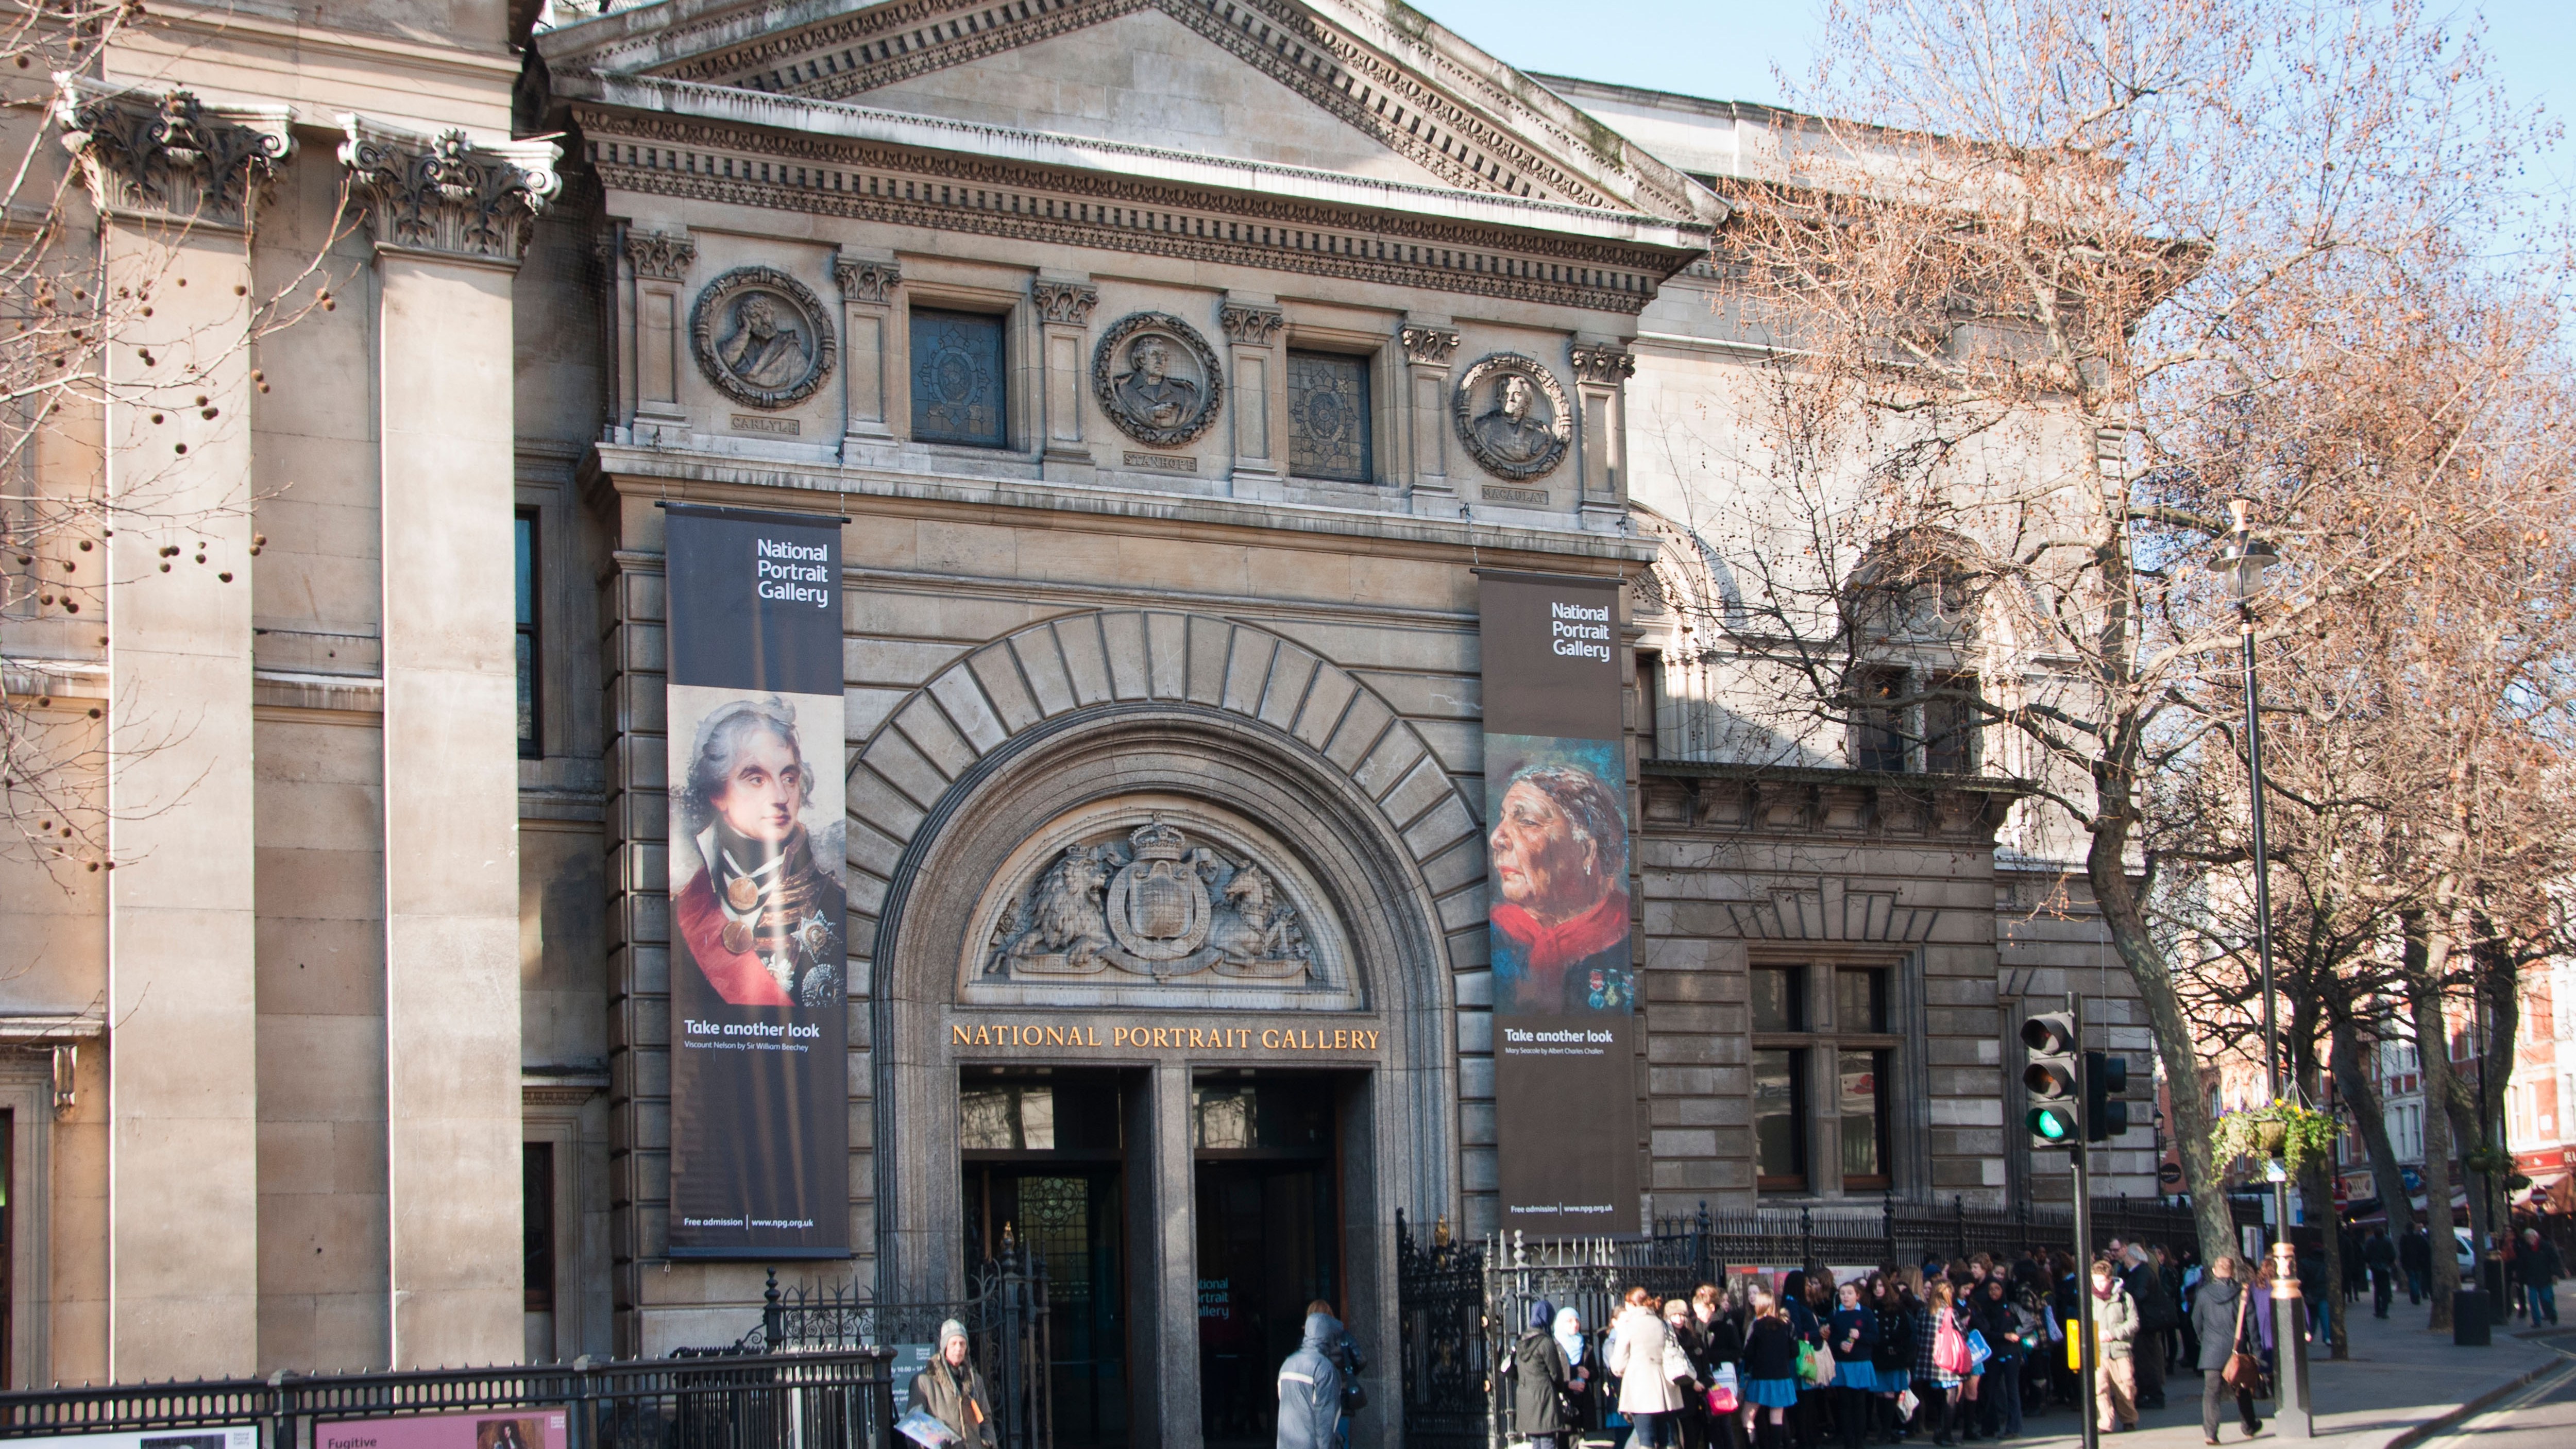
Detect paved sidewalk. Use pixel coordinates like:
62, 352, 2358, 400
1974, 1303, 2567, 1449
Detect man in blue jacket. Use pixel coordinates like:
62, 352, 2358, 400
1278, 1310, 1347, 1449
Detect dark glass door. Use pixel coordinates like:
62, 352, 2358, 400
1192, 1074, 1342, 1449
962, 1072, 1128, 1449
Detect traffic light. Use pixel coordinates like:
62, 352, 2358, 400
2085, 1051, 2130, 1142
2021, 1011, 2081, 1148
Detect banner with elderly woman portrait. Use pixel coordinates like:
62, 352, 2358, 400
664, 504, 850, 1259
1480, 570, 1640, 1235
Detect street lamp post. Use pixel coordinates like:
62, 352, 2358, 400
2213, 500, 2312, 1436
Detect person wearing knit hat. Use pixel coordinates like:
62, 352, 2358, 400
909, 1318, 996, 1449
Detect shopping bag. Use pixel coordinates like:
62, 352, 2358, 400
1896, 1389, 1920, 1419
1966, 1328, 1992, 1370
1707, 1363, 1741, 1414
1812, 1343, 1838, 1387
1795, 1340, 1818, 1384
896, 1407, 962, 1449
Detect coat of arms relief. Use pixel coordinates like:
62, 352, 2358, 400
985, 821, 1314, 982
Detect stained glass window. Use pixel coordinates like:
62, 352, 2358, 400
910, 308, 1007, 447
1287, 349, 1371, 483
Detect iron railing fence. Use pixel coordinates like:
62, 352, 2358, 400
0, 1351, 898, 1449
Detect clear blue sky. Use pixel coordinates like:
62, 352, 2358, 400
1404, 2, 2575, 125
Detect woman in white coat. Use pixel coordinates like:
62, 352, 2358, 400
1608, 1285, 1688, 1447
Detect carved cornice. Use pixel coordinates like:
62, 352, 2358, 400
575, 110, 1689, 315
834, 257, 901, 304
634, 0, 1657, 213
1221, 303, 1283, 346
55, 83, 293, 227
1400, 324, 1460, 367
625, 229, 696, 281
1569, 342, 1637, 386
1031, 279, 1100, 327
339, 117, 563, 265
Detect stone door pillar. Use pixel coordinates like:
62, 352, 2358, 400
1220, 299, 1283, 493
61, 79, 290, 1383
1032, 278, 1098, 471
1398, 321, 1459, 515
835, 253, 901, 449
342, 117, 561, 1368
1570, 340, 1636, 529
1127, 1061, 1200, 1449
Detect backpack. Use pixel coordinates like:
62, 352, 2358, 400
1932, 1311, 1973, 1376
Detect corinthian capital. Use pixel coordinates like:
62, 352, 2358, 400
1569, 343, 1637, 386
55, 80, 294, 228
338, 117, 563, 265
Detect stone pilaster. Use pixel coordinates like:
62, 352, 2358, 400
834, 252, 900, 446
1570, 340, 1636, 529
341, 115, 560, 1369
1220, 299, 1283, 493
1031, 277, 1098, 470
623, 229, 696, 428
57, 80, 289, 1383
1399, 321, 1460, 516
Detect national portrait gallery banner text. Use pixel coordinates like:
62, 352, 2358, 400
664, 503, 851, 1259
1480, 570, 1640, 1234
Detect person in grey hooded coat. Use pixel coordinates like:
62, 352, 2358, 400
2191, 1257, 2262, 1442
1278, 1310, 1347, 1449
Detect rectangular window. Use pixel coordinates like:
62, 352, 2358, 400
1286, 349, 1372, 482
1840, 1048, 1891, 1189
1752, 965, 1806, 1034
1852, 667, 1908, 772
1836, 967, 1888, 1033
1635, 651, 1662, 760
910, 308, 1009, 447
1924, 672, 1979, 774
522, 1141, 555, 1316
1755, 1048, 1808, 1191
516, 512, 540, 759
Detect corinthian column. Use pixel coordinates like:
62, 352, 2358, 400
340, 115, 560, 1369
58, 80, 291, 1382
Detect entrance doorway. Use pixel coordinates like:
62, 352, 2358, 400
961, 1070, 1128, 1449
1193, 1072, 1343, 1449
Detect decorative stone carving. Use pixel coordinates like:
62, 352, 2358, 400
1570, 342, 1638, 386
1091, 312, 1224, 450
57, 84, 292, 227
1221, 303, 1284, 347
1031, 279, 1099, 327
624, 230, 696, 283
1452, 352, 1570, 482
1400, 325, 1460, 367
689, 266, 838, 410
338, 118, 562, 264
834, 257, 901, 304
986, 821, 1313, 982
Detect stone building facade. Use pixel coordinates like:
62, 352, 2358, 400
0, 0, 2153, 1436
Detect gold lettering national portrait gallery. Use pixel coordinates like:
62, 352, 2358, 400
951, 1022, 1381, 1052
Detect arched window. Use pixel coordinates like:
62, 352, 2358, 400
1843, 529, 1987, 775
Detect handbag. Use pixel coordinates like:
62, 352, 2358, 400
1812, 1342, 1838, 1387
1933, 1315, 1972, 1376
1663, 1336, 1697, 1386
2222, 1284, 2262, 1390
1707, 1363, 1740, 1414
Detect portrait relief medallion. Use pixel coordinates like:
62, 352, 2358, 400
1453, 352, 1571, 482
1091, 311, 1224, 449
690, 266, 838, 410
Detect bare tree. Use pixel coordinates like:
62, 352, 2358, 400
1642, 0, 2567, 1265
0, 5, 349, 882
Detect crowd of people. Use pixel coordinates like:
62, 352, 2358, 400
1497, 1243, 2299, 1449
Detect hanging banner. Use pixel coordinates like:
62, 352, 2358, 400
665, 503, 850, 1258
1480, 570, 1639, 1235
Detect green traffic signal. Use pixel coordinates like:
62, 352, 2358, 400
2021, 1010, 2083, 1151
2028, 1105, 2077, 1141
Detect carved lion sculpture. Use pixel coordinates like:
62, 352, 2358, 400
1206, 865, 1304, 966
998, 845, 1115, 971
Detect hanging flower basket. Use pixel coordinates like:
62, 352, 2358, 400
2462, 1145, 2516, 1179
2211, 1101, 2340, 1174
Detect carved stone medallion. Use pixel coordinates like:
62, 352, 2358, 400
985, 821, 1313, 983
1453, 352, 1571, 482
1091, 312, 1224, 449
691, 266, 837, 410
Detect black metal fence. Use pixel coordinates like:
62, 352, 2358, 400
0, 1351, 897, 1449
715, 1250, 1051, 1449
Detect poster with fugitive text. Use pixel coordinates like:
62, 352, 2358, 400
665, 503, 851, 1259
314, 1414, 568, 1449
1480, 570, 1640, 1235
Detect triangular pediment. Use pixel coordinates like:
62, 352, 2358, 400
537, 0, 1722, 223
